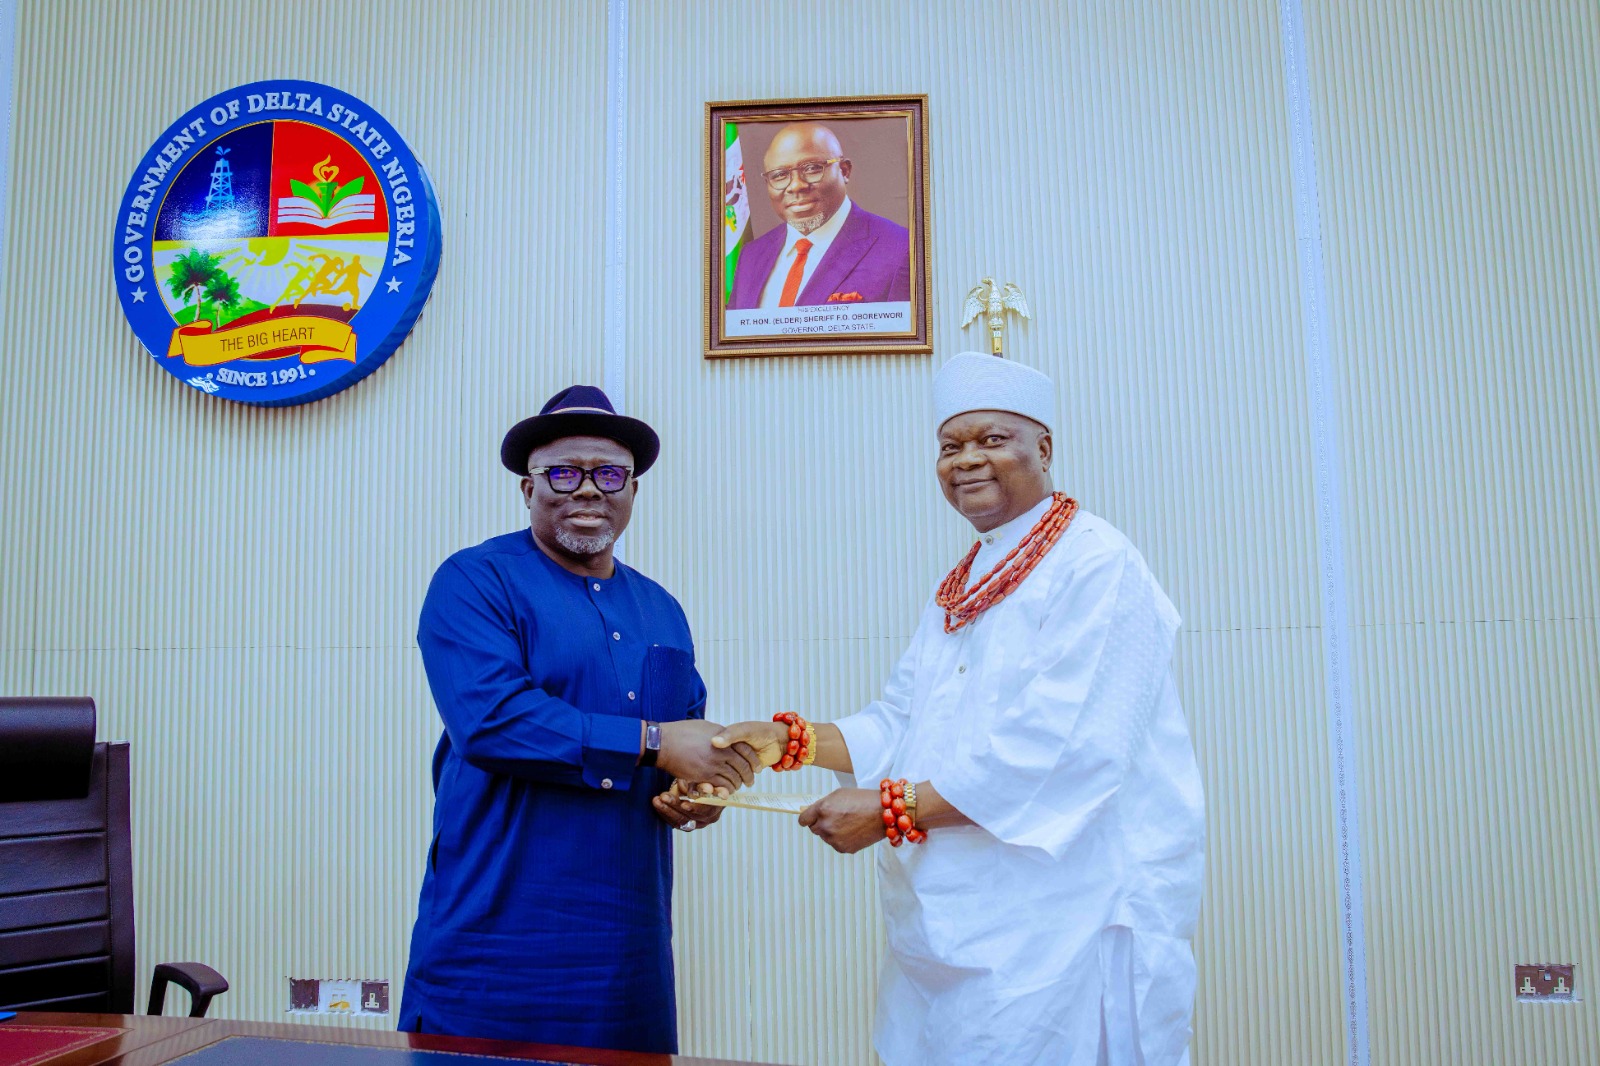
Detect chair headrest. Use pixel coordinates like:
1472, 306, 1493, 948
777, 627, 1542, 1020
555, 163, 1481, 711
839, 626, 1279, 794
0, 697, 97, 801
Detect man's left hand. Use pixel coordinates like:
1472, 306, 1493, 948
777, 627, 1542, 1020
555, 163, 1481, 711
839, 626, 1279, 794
798, 788, 884, 854
653, 779, 723, 833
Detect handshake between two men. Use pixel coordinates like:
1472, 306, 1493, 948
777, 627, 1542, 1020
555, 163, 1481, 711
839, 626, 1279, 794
645, 714, 942, 853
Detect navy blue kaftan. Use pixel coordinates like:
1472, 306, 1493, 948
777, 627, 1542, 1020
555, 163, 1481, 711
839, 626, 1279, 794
398, 530, 705, 1053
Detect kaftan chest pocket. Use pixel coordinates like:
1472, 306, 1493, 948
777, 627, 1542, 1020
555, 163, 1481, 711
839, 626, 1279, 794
639, 644, 697, 722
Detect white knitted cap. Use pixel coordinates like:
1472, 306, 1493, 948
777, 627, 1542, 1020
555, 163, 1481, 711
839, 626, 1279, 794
932, 351, 1056, 432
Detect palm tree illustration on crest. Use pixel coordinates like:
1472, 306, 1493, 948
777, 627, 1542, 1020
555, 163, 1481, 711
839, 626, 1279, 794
167, 248, 222, 324
204, 273, 241, 318
167, 248, 255, 327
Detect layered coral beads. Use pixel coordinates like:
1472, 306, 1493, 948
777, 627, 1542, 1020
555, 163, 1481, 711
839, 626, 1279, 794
935, 493, 1078, 633
770, 712, 816, 771
881, 778, 927, 846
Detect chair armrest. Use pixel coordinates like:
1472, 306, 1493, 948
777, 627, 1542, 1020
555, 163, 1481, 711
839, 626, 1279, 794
147, 961, 230, 1017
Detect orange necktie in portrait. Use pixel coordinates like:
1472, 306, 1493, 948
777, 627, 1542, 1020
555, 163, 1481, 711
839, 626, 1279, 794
778, 238, 813, 307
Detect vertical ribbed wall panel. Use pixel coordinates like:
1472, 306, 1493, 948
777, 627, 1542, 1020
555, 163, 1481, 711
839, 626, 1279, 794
2, 0, 607, 1029
1352, 623, 1599, 1061
623, 3, 1336, 1062
1304, 1, 1600, 1062
1177, 632, 1344, 1066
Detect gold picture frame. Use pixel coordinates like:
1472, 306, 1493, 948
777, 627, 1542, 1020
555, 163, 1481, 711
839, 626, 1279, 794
704, 95, 932, 359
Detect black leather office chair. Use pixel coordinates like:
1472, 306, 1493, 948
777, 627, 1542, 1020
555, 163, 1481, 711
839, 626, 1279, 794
0, 697, 229, 1016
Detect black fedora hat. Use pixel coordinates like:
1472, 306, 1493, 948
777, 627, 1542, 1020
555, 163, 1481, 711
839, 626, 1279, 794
500, 385, 661, 477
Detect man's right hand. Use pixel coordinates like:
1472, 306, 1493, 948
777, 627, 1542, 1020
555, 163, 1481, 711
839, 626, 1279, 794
656, 719, 761, 793
709, 720, 792, 768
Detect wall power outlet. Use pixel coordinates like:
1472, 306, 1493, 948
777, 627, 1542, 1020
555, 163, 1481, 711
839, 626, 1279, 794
286, 977, 390, 1014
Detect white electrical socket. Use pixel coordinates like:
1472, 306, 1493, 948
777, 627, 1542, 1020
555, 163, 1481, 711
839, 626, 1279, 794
285, 978, 390, 1014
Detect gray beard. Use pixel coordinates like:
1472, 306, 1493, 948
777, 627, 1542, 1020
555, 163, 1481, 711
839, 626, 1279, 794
553, 527, 616, 556
793, 213, 827, 235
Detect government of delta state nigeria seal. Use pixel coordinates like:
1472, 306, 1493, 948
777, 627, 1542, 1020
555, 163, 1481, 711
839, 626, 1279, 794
114, 80, 441, 406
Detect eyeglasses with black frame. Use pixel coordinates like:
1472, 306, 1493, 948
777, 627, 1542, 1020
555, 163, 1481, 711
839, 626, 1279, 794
526, 465, 633, 494
761, 157, 846, 191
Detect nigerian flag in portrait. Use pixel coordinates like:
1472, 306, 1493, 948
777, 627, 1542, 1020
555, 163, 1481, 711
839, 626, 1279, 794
722, 122, 750, 304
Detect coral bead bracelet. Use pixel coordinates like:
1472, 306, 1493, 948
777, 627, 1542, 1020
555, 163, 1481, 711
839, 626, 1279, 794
771, 712, 815, 771
880, 778, 927, 846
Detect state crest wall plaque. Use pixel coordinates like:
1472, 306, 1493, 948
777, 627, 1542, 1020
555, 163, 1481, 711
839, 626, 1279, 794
114, 80, 442, 406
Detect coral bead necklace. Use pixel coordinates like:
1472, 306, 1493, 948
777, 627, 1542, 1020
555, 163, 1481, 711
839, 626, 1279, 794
935, 492, 1077, 633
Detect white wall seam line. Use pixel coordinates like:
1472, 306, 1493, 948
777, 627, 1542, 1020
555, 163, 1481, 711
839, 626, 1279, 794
603, 0, 628, 410
1278, 3, 1372, 1064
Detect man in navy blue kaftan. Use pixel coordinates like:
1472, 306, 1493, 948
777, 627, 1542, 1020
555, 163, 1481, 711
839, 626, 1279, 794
399, 386, 761, 1053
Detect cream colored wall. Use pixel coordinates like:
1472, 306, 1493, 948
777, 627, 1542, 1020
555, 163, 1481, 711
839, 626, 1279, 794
0, 2, 1592, 1065
1305, 2, 1599, 1061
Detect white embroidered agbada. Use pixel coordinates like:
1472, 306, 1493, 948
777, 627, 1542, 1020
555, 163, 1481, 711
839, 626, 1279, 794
835, 354, 1204, 1065
837, 500, 1204, 1064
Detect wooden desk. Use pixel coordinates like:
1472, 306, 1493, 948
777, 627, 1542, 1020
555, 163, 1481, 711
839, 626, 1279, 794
1, 1013, 778, 1066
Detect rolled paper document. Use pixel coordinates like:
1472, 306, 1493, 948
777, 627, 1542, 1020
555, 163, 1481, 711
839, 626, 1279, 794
682, 792, 823, 814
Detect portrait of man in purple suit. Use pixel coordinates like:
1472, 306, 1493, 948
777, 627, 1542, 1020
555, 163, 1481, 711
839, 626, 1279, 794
727, 123, 912, 310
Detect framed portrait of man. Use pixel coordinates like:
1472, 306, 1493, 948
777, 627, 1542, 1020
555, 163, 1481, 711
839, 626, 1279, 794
703, 95, 931, 359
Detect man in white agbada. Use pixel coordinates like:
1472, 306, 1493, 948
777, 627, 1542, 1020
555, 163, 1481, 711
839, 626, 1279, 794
701, 352, 1205, 1065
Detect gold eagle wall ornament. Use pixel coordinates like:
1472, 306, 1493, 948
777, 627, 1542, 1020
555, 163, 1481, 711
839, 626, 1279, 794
961, 277, 1031, 355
